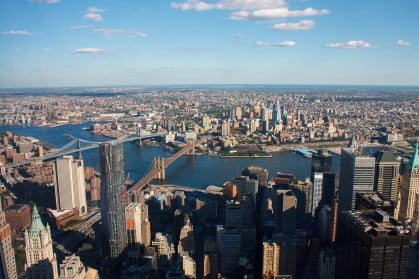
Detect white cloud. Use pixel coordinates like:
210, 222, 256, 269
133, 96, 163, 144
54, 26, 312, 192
230, 7, 330, 20
171, 0, 286, 11
256, 41, 296, 47
233, 34, 244, 38
2, 30, 34, 36
69, 25, 92, 29
29, 0, 59, 3
325, 40, 376, 49
87, 7, 107, 13
270, 19, 314, 30
274, 40, 296, 47
93, 28, 147, 38
255, 41, 270, 46
397, 40, 411, 46
84, 13, 103, 22
73, 48, 104, 54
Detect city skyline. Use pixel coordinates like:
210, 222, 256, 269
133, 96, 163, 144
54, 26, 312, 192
1, 0, 419, 88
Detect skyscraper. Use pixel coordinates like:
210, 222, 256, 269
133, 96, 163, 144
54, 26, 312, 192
374, 151, 400, 202
395, 142, 419, 221
336, 209, 410, 279
178, 218, 195, 254
262, 241, 280, 279
216, 226, 241, 276
0, 206, 17, 279
339, 146, 375, 211
125, 202, 151, 264
99, 142, 127, 258
58, 254, 86, 279
54, 155, 87, 216
25, 206, 58, 279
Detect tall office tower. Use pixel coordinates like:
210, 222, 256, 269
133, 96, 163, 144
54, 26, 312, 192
338, 147, 375, 211
274, 189, 296, 235
182, 252, 196, 278
152, 233, 175, 259
271, 233, 297, 278
0, 206, 17, 279
336, 209, 410, 279
290, 180, 313, 228
249, 119, 258, 134
216, 226, 241, 276
58, 254, 86, 279
262, 241, 280, 278
242, 166, 269, 187
221, 121, 230, 137
54, 155, 87, 216
230, 176, 259, 203
374, 151, 400, 202
311, 151, 332, 216
99, 142, 127, 258
317, 249, 335, 279
225, 201, 243, 229
311, 172, 324, 216
412, 192, 419, 238
203, 252, 218, 279
321, 172, 340, 205
235, 106, 242, 120
25, 206, 58, 279
395, 142, 419, 220
178, 219, 195, 254
125, 202, 151, 264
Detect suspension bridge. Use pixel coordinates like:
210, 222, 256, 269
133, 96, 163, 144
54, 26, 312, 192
128, 136, 208, 196
5, 130, 167, 168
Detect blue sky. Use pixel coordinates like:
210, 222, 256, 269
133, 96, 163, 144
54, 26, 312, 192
0, 0, 418, 87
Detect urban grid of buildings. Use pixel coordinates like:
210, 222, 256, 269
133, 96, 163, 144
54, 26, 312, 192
0, 87, 417, 278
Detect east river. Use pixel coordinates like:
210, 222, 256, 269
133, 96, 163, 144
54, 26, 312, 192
0, 122, 340, 189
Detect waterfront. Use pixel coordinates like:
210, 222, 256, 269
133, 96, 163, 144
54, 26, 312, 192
0, 123, 340, 189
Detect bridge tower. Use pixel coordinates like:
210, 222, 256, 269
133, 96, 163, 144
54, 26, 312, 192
76, 140, 82, 158
154, 157, 166, 180
187, 138, 196, 155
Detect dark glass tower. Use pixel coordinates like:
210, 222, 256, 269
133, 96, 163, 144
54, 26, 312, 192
99, 142, 127, 258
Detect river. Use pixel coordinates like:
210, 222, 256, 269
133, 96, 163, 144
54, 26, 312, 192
0, 123, 340, 189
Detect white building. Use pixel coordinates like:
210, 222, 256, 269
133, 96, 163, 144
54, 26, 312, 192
54, 155, 87, 216
58, 254, 86, 279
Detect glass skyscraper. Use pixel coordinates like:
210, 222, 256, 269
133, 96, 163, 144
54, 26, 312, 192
99, 142, 127, 258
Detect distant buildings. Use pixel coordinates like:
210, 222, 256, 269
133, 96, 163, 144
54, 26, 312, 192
0, 206, 17, 279
25, 206, 58, 279
99, 142, 127, 258
54, 155, 87, 216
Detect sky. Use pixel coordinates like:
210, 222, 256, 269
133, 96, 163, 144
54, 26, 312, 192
0, 0, 419, 88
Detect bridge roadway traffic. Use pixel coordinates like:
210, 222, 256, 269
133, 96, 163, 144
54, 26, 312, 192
6, 132, 166, 168
128, 137, 208, 194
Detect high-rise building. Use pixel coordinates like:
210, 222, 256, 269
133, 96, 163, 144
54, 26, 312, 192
290, 179, 313, 228
395, 142, 419, 221
202, 115, 211, 131
54, 155, 87, 216
336, 209, 410, 279
182, 252, 196, 278
317, 248, 335, 279
311, 150, 332, 216
216, 226, 241, 276
271, 233, 297, 278
235, 107, 242, 120
230, 176, 258, 203
178, 219, 195, 254
0, 206, 17, 279
99, 142, 127, 258
321, 172, 339, 206
242, 166, 269, 187
274, 189, 296, 235
221, 121, 230, 137
311, 172, 323, 216
58, 254, 86, 279
125, 202, 151, 264
339, 147, 375, 211
374, 151, 400, 202
25, 206, 58, 279
152, 233, 175, 258
262, 241, 280, 278
203, 252, 218, 279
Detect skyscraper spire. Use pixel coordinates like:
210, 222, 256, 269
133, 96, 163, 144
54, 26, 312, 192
409, 140, 419, 169
29, 205, 46, 235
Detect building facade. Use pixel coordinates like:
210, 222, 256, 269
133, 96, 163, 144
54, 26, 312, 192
99, 142, 127, 258
25, 206, 58, 279
0, 206, 17, 279
54, 155, 87, 216
374, 151, 400, 202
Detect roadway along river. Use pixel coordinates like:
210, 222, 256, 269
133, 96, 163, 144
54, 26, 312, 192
0, 122, 340, 189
